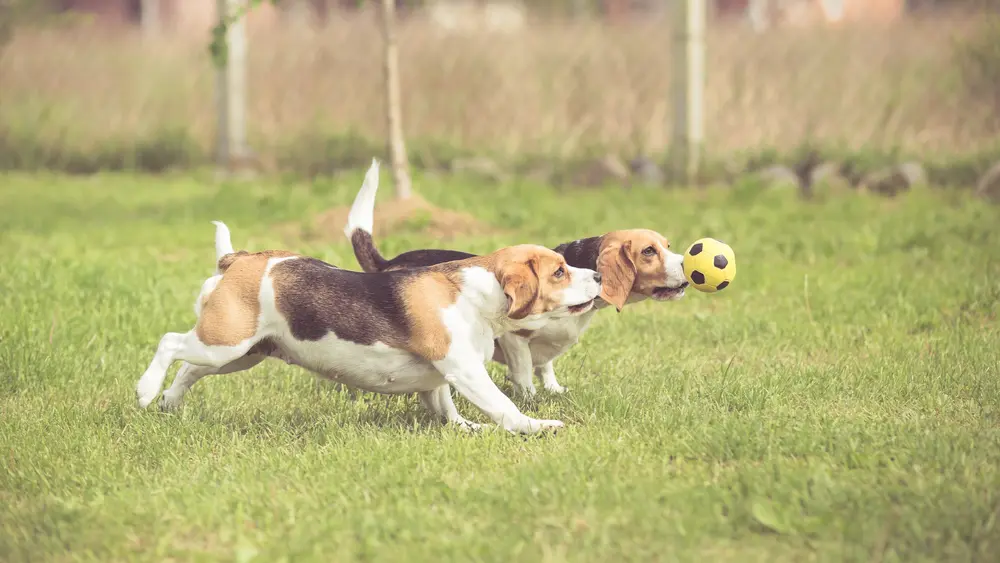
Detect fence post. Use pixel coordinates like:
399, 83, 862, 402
670, 0, 706, 185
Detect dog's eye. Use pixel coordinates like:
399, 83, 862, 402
553, 267, 565, 279
642, 246, 657, 257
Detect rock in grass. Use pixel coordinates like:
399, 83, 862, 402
570, 154, 630, 188
898, 161, 928, 188
807, 161, 853, 197
628, 155, 664, 187
976, 161, 1000, 203
756, 165, 801, 190
860, 166, 912, 197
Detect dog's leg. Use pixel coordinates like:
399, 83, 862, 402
135, 330, 257, 409
535, 361, 566, 394
158, 354, 266, 411
433, 350, 562, 435
420, 385, 481, 431
496, 333, 536, 397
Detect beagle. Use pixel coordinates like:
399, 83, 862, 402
134, 161, 602, 434
344, 163, 688, 396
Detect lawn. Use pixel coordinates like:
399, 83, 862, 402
1, 171, 999, 562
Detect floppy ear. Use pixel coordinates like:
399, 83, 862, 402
597, 240, 635, 312
501, 261, 539, 320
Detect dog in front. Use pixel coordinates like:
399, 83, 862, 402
345, 161, 688, 396
135, 161, 602, 434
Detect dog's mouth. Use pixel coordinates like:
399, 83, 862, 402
568, 299, 596, 314
652, 282, 688, 300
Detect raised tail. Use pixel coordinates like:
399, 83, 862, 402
211, 221, 240, 274
344, 158, 391, 272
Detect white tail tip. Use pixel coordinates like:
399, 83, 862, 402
343, 158, 381, 239
211, 221, 235, 262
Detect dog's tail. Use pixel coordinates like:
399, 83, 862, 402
211, 221, 242, 274
344, 158, 391, 273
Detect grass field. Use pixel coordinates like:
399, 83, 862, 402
1, 172, 999, 562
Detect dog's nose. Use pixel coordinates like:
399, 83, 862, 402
679, 281, 689, 289
593, 272, 602, 283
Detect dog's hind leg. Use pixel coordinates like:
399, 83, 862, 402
135, 330, 258, 409
158, 354, 266, 411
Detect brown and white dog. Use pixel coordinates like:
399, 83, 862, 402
134, 162, 602, 434
344, 161, 688, 396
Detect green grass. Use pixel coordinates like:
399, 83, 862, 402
1, 171, 999, 562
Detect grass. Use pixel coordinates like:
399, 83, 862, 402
1, 171, 999, 562
0, 10, 994, 168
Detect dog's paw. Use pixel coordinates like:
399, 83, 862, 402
135, 387, 158, 409
451, 419, 483, 432
543, 383, 567, 394
158, 393, 182, 412
511, 381, 538, 397
511, 417, 564, 435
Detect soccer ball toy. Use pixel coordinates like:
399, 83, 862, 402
683, 238, 736, 293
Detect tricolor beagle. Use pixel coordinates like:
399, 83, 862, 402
135, 162, 602, 434
344, 161, 688, 396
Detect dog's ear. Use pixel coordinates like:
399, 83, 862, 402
597, 240, 635, 312
501, 259, 539, 320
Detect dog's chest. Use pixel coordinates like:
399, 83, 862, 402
527, 311, 597, 365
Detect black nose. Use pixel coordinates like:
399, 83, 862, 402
679, 281, 689, 288
594, 272, 602, 283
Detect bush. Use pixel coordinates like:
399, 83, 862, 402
955, 17, 1000, 122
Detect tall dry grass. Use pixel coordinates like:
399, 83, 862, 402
0, 9, 993, 166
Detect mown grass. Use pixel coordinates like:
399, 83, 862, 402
1, 172, 999, 562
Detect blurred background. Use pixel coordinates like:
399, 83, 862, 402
1, 0, 998, 196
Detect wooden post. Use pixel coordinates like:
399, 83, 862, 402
379, 0, 412, 200
670, 0, 706, 185
215, 0, 250, 176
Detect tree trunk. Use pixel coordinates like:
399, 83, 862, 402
215, 0, 250, 177
140, 0, 160, 39
379, 0, 412, 199
670, 0, 706, 185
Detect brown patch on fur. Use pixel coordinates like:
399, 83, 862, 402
197, 250, 298, 346
597, 229, 673, 311
513, 329, 535, 338
400, 272, 459, 361
452, 244, 578, 319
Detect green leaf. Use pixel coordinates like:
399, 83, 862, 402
751, 500, 790, 535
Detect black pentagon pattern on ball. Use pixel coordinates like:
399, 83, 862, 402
689, 242, 704, 256
690, 270, 705, 285
714, 254, 729, 269
716, 281, 730, 291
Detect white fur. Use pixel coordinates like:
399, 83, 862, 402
212, 221, 235, 266
135, 228, 602, 435
344, 158, 380, 238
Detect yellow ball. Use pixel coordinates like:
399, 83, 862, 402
683, 238, 736, 293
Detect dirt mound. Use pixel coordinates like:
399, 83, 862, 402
308, 194, 491, 242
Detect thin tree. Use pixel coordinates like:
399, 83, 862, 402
140, 0, 160, 39
379, 0, 413, 200
213, 0, 251, 177
670, 0, 706, 184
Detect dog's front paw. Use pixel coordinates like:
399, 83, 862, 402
450, 419, 483, 432
509, 417, 564, 435
543, 383, 567, 394
135, 387, 158, 409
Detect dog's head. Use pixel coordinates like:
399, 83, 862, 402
596, 229, 687, 311
490, 244, 602, 321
